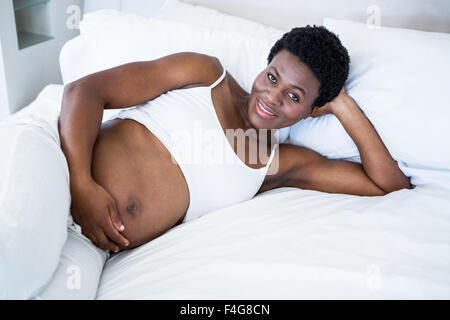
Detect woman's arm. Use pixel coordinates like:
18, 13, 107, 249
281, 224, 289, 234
58, 52, 222, 251
315, 88, 413, 193
258, 88, 413, 195
59, 52, 220, 183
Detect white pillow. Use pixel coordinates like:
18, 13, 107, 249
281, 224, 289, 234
289, 18, 450, 174
60, 9, 291, 141
0, 86, 71, 299
156, 0, 284, 37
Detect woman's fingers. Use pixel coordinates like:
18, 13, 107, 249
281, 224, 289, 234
309, 106, 326, 118
84, 222, 122, 252
108, 201, 125, 232
103, 215, 130, 249
84, 230, 99, 248
96, 230, 120, 253
84, 230, 114, 253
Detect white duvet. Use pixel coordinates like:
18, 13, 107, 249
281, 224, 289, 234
98, 185, 450, 299
4, 85, 450, 299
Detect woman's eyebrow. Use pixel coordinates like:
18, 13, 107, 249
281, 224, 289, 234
270, 66, 306, 96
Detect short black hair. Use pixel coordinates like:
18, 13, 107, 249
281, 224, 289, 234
267, 25, 350, 107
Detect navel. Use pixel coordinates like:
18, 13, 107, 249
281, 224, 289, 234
125, 196, 141, 216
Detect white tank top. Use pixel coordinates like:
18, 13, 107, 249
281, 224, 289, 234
112, 68, 279, 223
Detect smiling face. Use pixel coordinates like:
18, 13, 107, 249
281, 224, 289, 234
248, 49, 321, 129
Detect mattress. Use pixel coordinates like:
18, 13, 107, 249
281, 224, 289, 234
4, 84, 450, 299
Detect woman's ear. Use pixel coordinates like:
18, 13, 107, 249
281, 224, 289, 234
307, 106, 319, 117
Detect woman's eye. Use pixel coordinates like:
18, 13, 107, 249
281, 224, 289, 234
289, 92, 299, 102
267, 73, 299, 102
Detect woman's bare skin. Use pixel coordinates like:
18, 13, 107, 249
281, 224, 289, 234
88, 66, 268, 249
90, 119, 190, 249
59, 51, 412, 253
60, 52, 275, 251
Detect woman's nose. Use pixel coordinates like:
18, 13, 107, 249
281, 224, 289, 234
266, 90, 281, 106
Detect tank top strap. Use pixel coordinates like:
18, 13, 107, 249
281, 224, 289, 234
263, 129, 280, 171
267, 143, 279, 167
208, 68, 227, 89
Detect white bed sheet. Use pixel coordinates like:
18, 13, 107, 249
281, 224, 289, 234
4, 85, 450, 299
98, 185, 450, 299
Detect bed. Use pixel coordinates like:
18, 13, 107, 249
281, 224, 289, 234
1, 0, 450, 299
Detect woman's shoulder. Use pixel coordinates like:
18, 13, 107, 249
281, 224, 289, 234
177, 55, 224, 89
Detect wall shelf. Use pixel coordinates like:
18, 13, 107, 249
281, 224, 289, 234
0, 0, 83, 119
17, 31, 53, 50
13, 0, 53, 50
14, 0, 50, 11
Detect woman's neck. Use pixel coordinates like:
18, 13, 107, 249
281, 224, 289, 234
234, 93, 253, 131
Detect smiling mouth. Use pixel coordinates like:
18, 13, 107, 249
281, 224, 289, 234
256, 99, 278, 119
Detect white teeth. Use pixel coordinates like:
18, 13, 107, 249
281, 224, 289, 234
258, 101, 275, 116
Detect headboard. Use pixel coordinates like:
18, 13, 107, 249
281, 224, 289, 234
84, 0, 450, 33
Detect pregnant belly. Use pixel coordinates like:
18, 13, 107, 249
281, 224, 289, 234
91, 119, 189, 249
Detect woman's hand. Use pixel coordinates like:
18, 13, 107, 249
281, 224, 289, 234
70, 176, 129, 252
308, 87, 352, 118
308, 86, 413, 193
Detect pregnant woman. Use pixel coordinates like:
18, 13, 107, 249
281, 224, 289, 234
18, 25, 414, 299
59, 26, 412, 254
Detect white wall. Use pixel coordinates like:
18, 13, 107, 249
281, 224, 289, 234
84, 0, 450, 33
0, 0, 84, 119
0, 41, 10, 120
183, 0, 450, 33
84, 0, 166, 17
